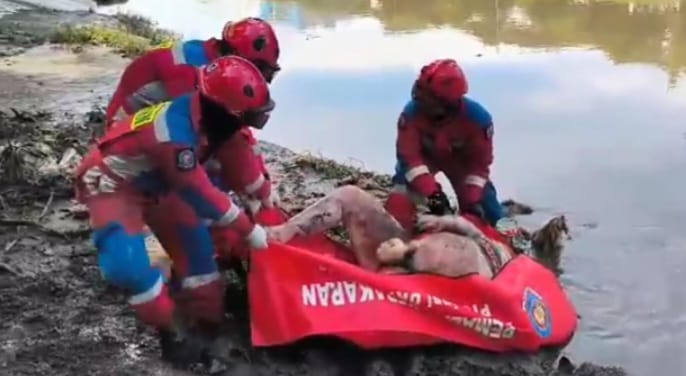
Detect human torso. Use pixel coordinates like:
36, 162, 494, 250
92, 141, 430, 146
409, 215, 515, 278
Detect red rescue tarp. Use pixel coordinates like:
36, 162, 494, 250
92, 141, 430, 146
248, 210, 578, 352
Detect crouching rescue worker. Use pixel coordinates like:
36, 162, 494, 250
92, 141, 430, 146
105, 16, 281, 124
384, 58, 505, 232
102, 16, 281, 259
74, 56, 272, 343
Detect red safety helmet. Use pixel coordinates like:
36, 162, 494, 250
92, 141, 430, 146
199, 55, 275, 129
222, 17, 281, 83
412, 59, 468, 117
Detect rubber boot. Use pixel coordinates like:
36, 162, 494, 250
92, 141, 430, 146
176, 277, 226, 326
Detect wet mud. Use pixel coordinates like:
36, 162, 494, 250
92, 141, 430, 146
0, 3, 629, 376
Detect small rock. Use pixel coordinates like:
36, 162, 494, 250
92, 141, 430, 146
0, 342, 18, 367
209, 359, 227, 374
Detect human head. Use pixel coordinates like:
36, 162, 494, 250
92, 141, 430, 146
198, 55, 275, 131
220, 17, 281, 83
412, 59, 468, 119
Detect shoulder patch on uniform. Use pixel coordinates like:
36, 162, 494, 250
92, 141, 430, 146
176, 148, 197, 171
462, 97, 493, 129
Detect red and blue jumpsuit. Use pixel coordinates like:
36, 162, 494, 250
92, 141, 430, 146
104, 39, 272, 257
106, 39, 220, 123
385, 97, 505, 230
75, 93, 259, 329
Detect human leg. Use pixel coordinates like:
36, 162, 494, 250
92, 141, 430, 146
144, 194, 225, 325
269, 185, 407, 270
88, 193, 176, 329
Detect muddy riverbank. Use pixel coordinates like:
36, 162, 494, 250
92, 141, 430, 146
0, 3, 627, 375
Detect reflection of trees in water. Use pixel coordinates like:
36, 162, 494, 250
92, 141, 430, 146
267, 0, 686, 81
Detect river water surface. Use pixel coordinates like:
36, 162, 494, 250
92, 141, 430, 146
99, 1, 686, 374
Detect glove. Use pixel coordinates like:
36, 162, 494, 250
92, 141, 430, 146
245, 224, 268, 250
427, 189, 452, 215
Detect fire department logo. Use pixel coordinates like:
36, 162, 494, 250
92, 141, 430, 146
523, 287, 552, 338
176, 148, 197, 171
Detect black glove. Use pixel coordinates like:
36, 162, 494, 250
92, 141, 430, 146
427, 189, 452, 215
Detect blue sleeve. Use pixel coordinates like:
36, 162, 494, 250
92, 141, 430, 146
182, 40, 211, 67
462, 97, 493, 130
401, 99, 420, 118
163, 95, 199, 146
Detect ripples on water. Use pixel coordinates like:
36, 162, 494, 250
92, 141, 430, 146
99, 1, 686, 374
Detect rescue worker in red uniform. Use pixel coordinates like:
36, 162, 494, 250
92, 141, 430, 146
74, 57, 274, 338
103, 17, 280, 213
105, 17, 280, 124
384, 59, 506, 232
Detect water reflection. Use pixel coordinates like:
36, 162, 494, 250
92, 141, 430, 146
266, 0, 686, 84
97, 1, 686, 374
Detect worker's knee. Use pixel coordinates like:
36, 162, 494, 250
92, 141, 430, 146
93, 223, 160, 294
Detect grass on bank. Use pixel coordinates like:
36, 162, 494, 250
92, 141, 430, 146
50, 14, 179, 58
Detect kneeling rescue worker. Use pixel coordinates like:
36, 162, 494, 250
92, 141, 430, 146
75, 56, 272, 336
384, 59, 506, 232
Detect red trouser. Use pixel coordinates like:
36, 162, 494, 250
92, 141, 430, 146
77, 152, 224, 329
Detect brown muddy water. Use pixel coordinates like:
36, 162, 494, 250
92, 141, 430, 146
97, 1, 686, 375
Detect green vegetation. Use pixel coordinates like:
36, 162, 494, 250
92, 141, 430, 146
50, 14, 179, 58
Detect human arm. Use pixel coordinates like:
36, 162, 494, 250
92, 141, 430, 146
214, 128, 275, 214
151, 143, 267, 249
458, 101, 494, 209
